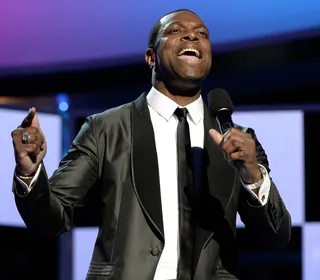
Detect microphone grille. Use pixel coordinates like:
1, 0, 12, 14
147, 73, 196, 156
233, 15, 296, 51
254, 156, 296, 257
207, 88, 234, 116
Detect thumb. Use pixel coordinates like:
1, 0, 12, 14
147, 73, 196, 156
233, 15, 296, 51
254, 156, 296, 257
209, 128, 223, 146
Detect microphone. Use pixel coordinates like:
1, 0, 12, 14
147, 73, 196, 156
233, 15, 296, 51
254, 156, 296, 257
207, 88, 234, 135
207, 88, 243, 167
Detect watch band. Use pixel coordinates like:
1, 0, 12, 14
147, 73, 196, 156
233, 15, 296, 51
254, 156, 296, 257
246, 165, 267, 190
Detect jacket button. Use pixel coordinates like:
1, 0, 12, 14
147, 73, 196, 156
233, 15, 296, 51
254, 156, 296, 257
151, 247, 160, 256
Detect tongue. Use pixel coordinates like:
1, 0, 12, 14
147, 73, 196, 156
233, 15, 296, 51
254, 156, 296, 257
177, 55, 200, 63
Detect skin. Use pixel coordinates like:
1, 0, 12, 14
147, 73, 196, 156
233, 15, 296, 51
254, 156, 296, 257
145, 11, 212, 106
210, 128, 262, 186
11, 10, 262, 192
11, 107, 46, 184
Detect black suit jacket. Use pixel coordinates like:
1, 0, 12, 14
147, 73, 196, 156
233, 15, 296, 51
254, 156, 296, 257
13, 93, 291, 280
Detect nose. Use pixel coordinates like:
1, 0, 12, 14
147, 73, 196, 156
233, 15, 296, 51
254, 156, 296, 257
181, 32, 199, 43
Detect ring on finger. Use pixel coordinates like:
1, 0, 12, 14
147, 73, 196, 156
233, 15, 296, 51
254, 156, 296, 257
222, 131, 232, 143
22, 132, 31, 144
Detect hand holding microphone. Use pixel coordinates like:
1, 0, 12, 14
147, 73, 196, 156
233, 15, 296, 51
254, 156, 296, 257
207, 88, 262, 183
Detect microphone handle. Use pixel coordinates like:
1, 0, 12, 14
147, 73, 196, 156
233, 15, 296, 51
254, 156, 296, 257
216, 109, 244, 168
216, 108, 234, 134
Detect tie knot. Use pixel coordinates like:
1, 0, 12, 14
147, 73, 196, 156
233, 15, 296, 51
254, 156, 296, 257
174, 107, 188, 120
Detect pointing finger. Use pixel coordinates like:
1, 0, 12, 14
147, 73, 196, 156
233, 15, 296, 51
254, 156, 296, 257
20, 108, 36, 128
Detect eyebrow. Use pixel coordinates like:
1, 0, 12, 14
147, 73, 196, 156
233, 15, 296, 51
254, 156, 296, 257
166, 21, 208, 31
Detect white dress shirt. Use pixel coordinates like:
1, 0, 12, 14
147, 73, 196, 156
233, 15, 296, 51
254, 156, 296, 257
16, 87, 271, 280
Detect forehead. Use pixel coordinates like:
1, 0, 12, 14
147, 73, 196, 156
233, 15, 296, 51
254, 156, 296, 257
160, 11, 205, 28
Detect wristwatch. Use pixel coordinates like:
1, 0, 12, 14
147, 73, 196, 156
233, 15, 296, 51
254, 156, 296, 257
246, 165, 267, 190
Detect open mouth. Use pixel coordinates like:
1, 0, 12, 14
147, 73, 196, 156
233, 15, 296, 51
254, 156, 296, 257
177, 48, 201, 59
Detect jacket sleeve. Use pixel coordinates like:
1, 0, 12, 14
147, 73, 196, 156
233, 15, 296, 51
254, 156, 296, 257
237, 128, 292, 251
13, 116, 99, 236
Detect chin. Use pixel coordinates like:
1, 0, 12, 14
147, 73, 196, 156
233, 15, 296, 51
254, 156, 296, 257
180, 72, 206, 82
178, 66, 208, 80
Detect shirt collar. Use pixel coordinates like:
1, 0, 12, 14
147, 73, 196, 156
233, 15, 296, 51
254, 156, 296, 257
146, 87, 203, 124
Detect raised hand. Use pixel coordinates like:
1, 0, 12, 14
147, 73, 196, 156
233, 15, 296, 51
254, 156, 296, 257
209, 128, 262, 183
11, 107, 47, 177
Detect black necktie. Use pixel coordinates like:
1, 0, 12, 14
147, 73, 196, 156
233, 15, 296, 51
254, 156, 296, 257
174, 108, 196, 280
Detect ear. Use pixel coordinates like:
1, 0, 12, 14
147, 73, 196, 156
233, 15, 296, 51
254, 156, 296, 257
145, 48, 156, 68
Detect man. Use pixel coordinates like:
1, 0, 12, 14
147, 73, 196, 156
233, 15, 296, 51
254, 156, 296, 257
11, 9, 291, 280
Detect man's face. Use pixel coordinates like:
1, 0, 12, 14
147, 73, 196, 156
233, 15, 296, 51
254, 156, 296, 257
153, 11, 212, 83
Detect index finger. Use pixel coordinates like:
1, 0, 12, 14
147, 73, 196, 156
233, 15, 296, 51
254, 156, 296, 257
20, 107, 36, 128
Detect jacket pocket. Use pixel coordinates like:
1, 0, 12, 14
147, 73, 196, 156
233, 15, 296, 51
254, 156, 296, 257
87, 261, 114, 277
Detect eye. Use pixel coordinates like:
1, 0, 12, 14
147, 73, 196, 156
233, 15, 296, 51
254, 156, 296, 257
170, 29, 180, 34
198, 31, 208, 37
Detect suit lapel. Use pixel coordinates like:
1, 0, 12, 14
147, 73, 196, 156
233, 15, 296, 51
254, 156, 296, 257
193, 103, 237, 272
131, 93, 164, 242
203, 103, 237, 212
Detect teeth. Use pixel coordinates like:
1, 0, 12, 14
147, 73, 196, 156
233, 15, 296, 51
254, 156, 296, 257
178, 48, 200, 58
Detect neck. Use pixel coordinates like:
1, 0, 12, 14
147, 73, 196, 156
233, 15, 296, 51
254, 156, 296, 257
153, 80, 201, 106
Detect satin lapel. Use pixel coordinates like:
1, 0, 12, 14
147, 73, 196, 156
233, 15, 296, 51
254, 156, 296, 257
131, 93, 164, 241
193, 103, 236, 271
203, 103, 236, 214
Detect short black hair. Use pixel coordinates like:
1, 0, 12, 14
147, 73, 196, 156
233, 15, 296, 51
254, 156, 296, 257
148, 9, 198, 49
